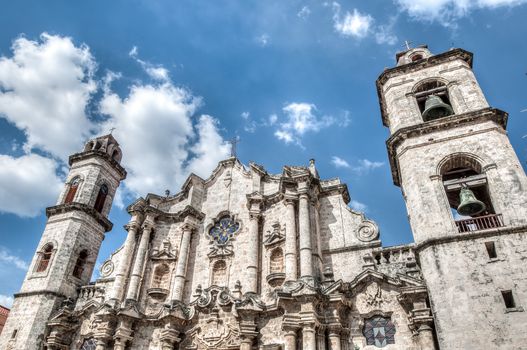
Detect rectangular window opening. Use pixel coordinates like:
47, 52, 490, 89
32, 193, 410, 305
11, 329, 17, 339
501, 290, 516, 309
485, 241, 497, 259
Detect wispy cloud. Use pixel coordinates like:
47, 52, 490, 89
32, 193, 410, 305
0, 247, 29, 270
331, 156, 351, 168
0, 294, 14, 308
297, 6, 311, 19
395, 0, 527, 27
331, 156, 384, 174
350, 199, 367, 212
332, 4, 373, 39
129, 46, 170, 82
256, 34, 270, 47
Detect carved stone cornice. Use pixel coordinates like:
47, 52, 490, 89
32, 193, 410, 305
69, 150, 127, 180
46, 203, 113, 232
386, 108, 508, 186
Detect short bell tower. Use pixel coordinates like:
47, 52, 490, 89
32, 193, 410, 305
0, 134, 126, 350
377, 46, 527, 349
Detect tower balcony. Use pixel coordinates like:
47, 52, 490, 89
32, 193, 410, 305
455, 213, 504, 233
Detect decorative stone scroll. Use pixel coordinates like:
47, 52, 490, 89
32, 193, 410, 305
357, 220, 379, 242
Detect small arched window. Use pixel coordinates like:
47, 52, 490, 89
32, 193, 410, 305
212, 260, 227, 286
411, 54, 423, 62
94, 184, 108, 213
152, 264, 170, 289
269, 248, 284, 274
64, 176, 81, 204
36, 244, 53, 273
80, 338, 97, 350
72, 250, 88, 279
414, 80, 454, 122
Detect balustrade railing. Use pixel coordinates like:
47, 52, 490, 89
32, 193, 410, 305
455, 213, 504, 233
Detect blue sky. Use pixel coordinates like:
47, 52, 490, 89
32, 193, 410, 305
0, 0, 526, 307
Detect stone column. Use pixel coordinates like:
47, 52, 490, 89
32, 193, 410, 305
113, 319, 133, 350
284, 329, 297, 350
316, 326, 327, 350
95, 338, 108, 350
240, 336, 255, 350
110, 215, 142, 302
418, 324, 436, 350
284, 196, 298, 281
170, 217, 196, 302
302, 324, 317, 350
159, 324, 181, 350
126, 217, 154, 301
328, 326, 342, 350
298, 183, 313, 279
246, 211, 260, 294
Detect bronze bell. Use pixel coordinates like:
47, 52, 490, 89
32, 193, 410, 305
457, 187, 486, 216
422, 95, 454, 121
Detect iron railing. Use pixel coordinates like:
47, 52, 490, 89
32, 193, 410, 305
456, 213, 504, 233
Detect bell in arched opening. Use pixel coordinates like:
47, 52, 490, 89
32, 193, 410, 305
422, 95, 454, 121
457, 187, 486, 216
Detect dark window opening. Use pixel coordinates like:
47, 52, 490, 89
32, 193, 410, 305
11, 329, 17, 339
94, 184, 108, 213
72, 250, 88, 279
64, 176, 80, 204
485, 241, 497, 259
502, 290, 516, 309
364, 316, 396, 347
411, 54, 423, 62
36, 244, 53, 272
414, 81, 454, 121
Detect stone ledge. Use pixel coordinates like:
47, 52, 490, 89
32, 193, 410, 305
386, 107, 508, 186
46, 203, 113, 232
415, 224, 527, 252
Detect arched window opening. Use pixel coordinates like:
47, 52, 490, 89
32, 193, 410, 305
72, 250, 88, 279
363, 316, 396, 347
269, 248, 284, 274
414, 80, 454, 122
93, 141, 102, 150
94, 184, 108, 213
152, 264, 170, 289
211, 260, 227, 286
64, 176, 81, 204
111, 149, 121, 162
36, 244, 53, 273
411, 54, 423, 62
441, 156, 503, 232
83, 141, 94, 152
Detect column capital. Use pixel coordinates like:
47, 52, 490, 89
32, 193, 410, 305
124, 221, 140, 232
283, 194, 298, 205
327, 324, 342, 335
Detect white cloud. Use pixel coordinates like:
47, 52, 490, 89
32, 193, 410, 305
0, 33, 96, 161
100, 80, 229, 196
331, 156, 351, 168
256, 34, 270, 47
274, 103, 346, 145
353, 159, 384, 174
350, 199, 367, 212
298, 6, 311, 19
0, 246, 29, 270
0, 154, 63, 217
0, 294, 14, 308
241, 111, 250, 120
395, 0, 527, 25
129, 46, 170, 82
332, 4, 373, 38
268, 114, 278, 125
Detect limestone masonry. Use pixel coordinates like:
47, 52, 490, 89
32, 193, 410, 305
1, 45, 526, 350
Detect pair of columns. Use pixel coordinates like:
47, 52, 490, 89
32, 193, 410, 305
110, 213, 197, 304
284, 182, 314, 281
284, 325, 344, 350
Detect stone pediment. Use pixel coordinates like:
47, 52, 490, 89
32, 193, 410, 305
151, 241, 177, 261
263, 221, 285, 247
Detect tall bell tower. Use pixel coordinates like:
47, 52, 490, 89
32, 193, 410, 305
0, 134, 126, 350
377, 46, 527, 349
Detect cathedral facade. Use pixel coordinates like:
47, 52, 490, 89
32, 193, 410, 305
1, 46, 526, 350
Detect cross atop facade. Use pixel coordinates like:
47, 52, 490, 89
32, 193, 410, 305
229, 136, 240, 158
109, 127, 116, 135
403, 40, 412, 50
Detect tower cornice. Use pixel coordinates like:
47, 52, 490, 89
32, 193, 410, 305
46, 203, 113, 232
386, 108, 508, 186
69, 150, 127, 180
